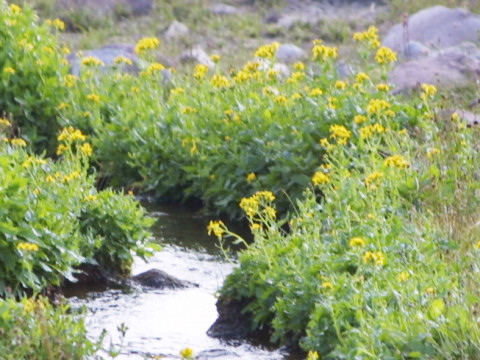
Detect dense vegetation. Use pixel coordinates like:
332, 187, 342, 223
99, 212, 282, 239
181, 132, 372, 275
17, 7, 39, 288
3, 0, 480, 358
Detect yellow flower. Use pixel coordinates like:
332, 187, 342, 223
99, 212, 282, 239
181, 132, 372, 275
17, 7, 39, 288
307, 351, 320, 360
56, 102, 69, 110
134, 37, 160, 54
353, 115, 367, 124
349, 237, 366, 248
145, 62, 166, 75
194, 64, 209, 79
312, 43, 338, 61
293, 61, 306, 71
45, 175, 56, 183
287, 71, 305, 83
353, 26, 380, 47
181, 106, 197, 115
362, 251, 386, 266
367, 99, 391, 115
9, 4, 22, 14
57, 126, 87, 142
397, 271, 410, 282
425, 287, 436, 295
114, 55, 133, 65
64, 74, 77, 87
50, 18, 65, 30
474, 240, 480, 249
17, 242, 39, 251
334, 80, 347, 90
426, 148, 441, 159
356, 72, 369, 82
210, 74, 232, 88
327, 97, 338, 110
170, 87, 185, 96
321, 281, 333, 289
383, 155, 410, 168
61, 46, 71, 54
251, 223, 262, 231
207, 220, 225, 238
274, 95, 288, 105
10, 138, 27, 147
264, 206, 276, 218
329, 124, 351, 141
81, 56, 105, 67
421, 83, 437, 100
360, 123, 385, 139
56, 144, 68, 155
254, 42, 280, 58
246, 172, 256, 183
80, 142, 93, 156
0, 118, 12, 127
309, 88, 323, 96
376, 83, 390, 91
312, 171, 330, 185
210, 54, 221, 62
364, 171, 384, 189
180, 347, 194, 359
3, 67, 16, 74
86, 93, 101, 103
63, 171, 81, 182
375, 46, 397, 64
83, 194, 99, 202
240, 196, 260, 217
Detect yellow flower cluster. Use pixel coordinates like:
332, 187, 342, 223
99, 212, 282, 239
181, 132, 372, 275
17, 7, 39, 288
329, 124, 351, 144
375, 46, 397, 64
287, 71, 305, 84
181, 106, 197, 114
353, 115, 367, 124
21, 156, 47, 168
384, 155, 410, 168
312, 171, 330, 186
367, 98, 391, 115
246, 172, 256, 183
114, 55, 133, 65
64, 74, 77, 87
83, 194, 99, 202
81, 56, 105, 67
45, 18, 65, 30
240, 191, 275, 218
3, 66, 16, 74
353, 26, 380, 47
349, 237, 366, 248
426, 147, 441, 159
10, 138, 27, 147
334, 80, 347, 90
362, 251, 386, 266
364, 171, 384, 189
254, 42, 280, 58
321, 281, 333, 289
63, 171, 81, 182
356, 72, 370, 82
134, 37, 160, 54
360, 123, 385, 139
180, 347, 195, 360
57, 126, 87, 142
0, 118, 11, 127
207, 220, 226, 238
376, 83, 390, 92
211, 74, 232, 88
194, 64, 209, 79
420, 83, 437, 100
309, 88, 323, 96
17, 242, 39, 251
80, 142, 93, 156
86, 93, 101, 103
397, 271, 410, 282
312, 43, 338, 61
9, 4, 22, 14
141, 62, 166, 76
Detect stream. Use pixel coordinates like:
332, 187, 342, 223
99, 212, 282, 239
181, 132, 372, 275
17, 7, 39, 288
67, 202, 297, 360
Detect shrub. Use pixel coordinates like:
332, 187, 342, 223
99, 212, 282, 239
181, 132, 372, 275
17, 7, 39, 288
0, 296, 99, 360
0, 1, 69, 153
0, 126, 153, 297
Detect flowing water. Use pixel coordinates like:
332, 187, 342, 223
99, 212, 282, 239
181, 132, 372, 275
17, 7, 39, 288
67, 202, 297, 360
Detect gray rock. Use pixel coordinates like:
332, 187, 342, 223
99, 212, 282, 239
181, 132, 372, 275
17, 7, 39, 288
211, 3, 238, 15
164, 20, 189, 39
132, 269, 197, 289
403, 41, 430, 60
180, 45, 215, 69
383, 6, 480, 53
68, 44, 139, 76
389, 49, 480, 93
58, 0, 153, 18
275, 43, 307, 63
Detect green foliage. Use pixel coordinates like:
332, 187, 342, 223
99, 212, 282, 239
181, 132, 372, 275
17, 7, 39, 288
0, 127, 152, 297
0, 1, 69, 152
0, 296, 99, 359
209, 40, 480, 359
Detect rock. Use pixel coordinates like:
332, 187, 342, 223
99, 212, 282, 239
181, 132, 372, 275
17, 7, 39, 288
58, 0, 153, 19
383, 6, 480, 53
275, 44, 307, 64
403, 41, 430, 60
180, 45, 215, 69
211, 3, 238, 15
207, 296, 256, 339
164, 20, 189, 39
68, 44, 139, 76
132, 268, 197, 289
389, 47, 480, 93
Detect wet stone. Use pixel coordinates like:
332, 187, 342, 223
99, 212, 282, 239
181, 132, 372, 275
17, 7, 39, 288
131, 268, 197, 289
